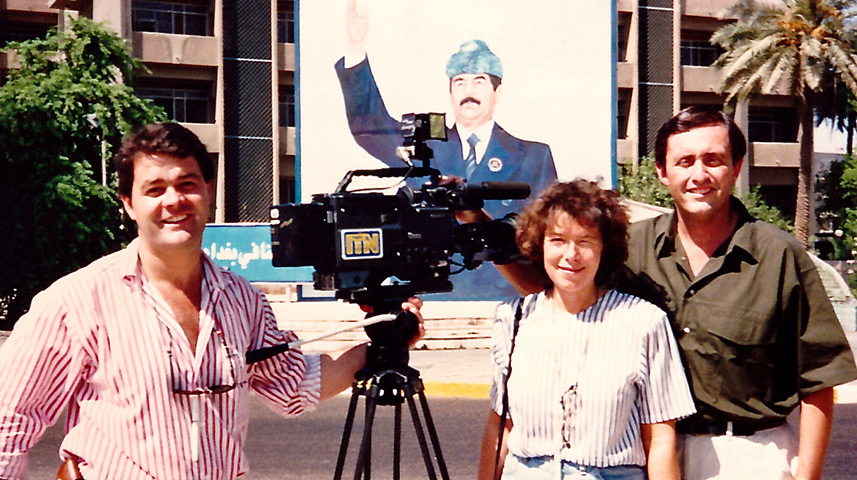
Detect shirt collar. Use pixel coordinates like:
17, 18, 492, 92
457, 121, 495, 149
652, 197, 757, 262
119, 238, 228, 297
119, 238, 144, 285
651, 211, 678, 258
725, 198, 759, 261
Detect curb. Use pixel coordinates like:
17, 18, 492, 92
423, 382, 490, 399
421, 383, 857, 403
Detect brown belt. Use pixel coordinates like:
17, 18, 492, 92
55, 458, 83, 480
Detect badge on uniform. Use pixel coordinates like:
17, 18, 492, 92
487, 157, 503, 172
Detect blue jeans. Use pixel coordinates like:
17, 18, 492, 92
502, 455, 646, 480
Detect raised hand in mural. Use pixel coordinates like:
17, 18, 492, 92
345, 0, 370, 58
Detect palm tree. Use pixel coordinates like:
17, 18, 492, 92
816, 78, 856, 156
711, 0, 857, 247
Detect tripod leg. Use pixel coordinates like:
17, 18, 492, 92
333, 383, 363, 480
403, 387, 439, 480
393, 403, 402, 480
363, 398, 373, 480
417, 388, 451, 480
353, 383, 380, 480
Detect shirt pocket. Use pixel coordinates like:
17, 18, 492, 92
697, 304, 778, 402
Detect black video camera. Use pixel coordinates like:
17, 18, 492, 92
269, 113, 529, 306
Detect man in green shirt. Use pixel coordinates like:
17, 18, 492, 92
491, 106, 856, 480
627, 106, 856, 480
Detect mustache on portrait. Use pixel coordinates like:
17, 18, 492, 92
459, 97, 481, 106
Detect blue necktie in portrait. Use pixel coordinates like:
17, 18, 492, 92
465, 133, 479, 178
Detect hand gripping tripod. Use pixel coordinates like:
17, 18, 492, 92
332, 309, 450, 480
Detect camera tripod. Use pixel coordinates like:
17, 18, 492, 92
332, 341, 450, 480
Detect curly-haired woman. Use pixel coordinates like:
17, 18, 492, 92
478, 179, 695, 480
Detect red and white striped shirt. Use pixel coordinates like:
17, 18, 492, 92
0, 240, 321, 480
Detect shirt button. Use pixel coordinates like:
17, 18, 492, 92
683, 327, 691, 334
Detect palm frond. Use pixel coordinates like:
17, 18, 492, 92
716, 34, 790, 100
825, 46, 857, 94
763, 50, 800, 94
711, 22, 781, 51
801, 36, 828, 91
720, 0, 785, 24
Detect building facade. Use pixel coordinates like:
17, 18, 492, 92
618, 0, 801, 219
1, 0, 803, 222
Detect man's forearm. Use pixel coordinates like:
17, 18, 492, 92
319, 343, 368, 401
454, 209, 544, 295
795, 387, 834, 480
495, 262, 545, 296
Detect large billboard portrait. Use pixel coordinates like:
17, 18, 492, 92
298, 0, 616, 300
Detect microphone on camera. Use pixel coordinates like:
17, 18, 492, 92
463, 181, 531, 201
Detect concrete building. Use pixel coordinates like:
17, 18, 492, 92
618, 0, 802, 220
2, 0, 805, 221
2, 0, 297, 225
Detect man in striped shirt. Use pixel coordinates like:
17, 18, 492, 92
0, 122, 424, 480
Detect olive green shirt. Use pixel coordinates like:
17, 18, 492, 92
626, 198, 857, 423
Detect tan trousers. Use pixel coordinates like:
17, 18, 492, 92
678, 424, 798, 480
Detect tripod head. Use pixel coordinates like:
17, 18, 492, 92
335, 297, 451, 480
362, 299, 420, 374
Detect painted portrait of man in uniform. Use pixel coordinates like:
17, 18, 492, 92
299, 0, 614, 300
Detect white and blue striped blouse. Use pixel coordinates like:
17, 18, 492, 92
489, 289, 696, 467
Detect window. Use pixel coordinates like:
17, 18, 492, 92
748, 108, 798, 143
0, 25, 51, 48
279, 85, 295, 127
617, 12, 631, 63
277, 2, 295, 44
680, 40, 722, 66
756, 184, 796, 221
137, 86, 213, 123
132, 1, 211, 36
279, 175, 296, 204
617, 88, 631, 139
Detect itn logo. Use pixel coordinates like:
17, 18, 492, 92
340, 229, 383, 260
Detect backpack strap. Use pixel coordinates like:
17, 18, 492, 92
494, 296, 525, 478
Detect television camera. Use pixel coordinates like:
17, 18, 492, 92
269, 113, 529, 307
266, 113, 531, 480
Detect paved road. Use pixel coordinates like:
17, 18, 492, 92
9, 339, 857, 479
245, 393, 488, 480
23, 391, 489, 480
19, 394, 857, 479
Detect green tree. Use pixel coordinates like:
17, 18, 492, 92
741, 186, 795, 234
815, 155, 857, 294
0, 17, 165, 327
816, 154, 857, 255
711, 0, 857, 248
617, 157, 673, 208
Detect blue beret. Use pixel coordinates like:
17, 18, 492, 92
445, 40, 503, 79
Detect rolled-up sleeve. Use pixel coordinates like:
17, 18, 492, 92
247, 301, 321, 415
0, 292, 87, 480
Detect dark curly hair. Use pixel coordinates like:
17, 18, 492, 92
516, 179, 629, 289
115, 122, 215, 198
